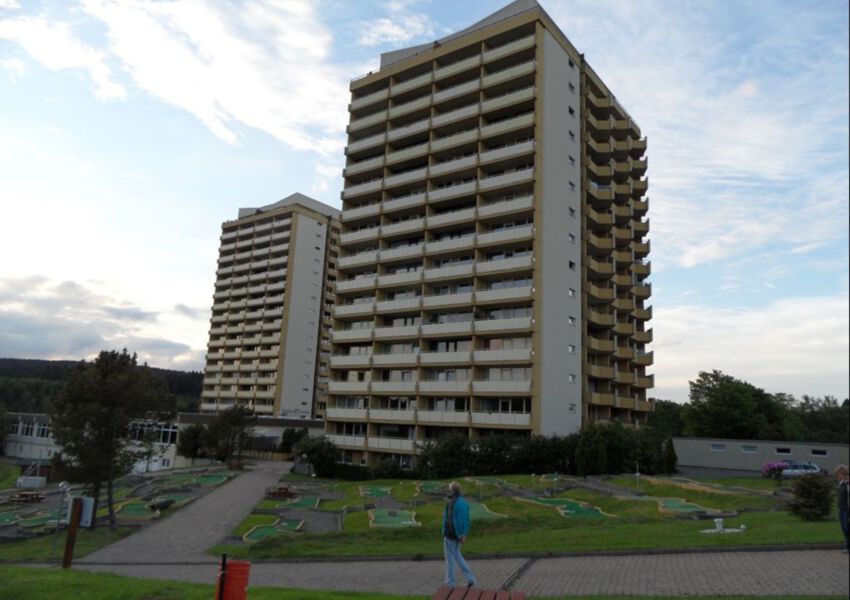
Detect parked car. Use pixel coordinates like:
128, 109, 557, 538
780, 462, 824, 478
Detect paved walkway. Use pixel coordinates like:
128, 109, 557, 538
79, 461, 287, 563
75, 549, 849, 597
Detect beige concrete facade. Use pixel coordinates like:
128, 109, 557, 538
201, 193, 340, 419
327, 0, 652, 466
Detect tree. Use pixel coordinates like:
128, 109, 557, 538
294, 435, 338, 477
50, 350, 173, 531
647, 399, 684, 440
279, 427, 309, 453
660, 436, 678, 474
788, 473, 833, 520
177, 423, 206, 466
203, 406, 256, 463
682, 370, 790, 440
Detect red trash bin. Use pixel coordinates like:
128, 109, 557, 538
214, 556, 251, 600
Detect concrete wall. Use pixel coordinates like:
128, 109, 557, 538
537, 28, 583, 436
673, 437, 850, 474
279, 212, 329, 419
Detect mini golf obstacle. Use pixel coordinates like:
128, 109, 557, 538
657, 497, 722, 516
195, 474, 229, 486
467, 476, 511, 488
418, 481, 448, 495
467, 500, 506, 521
369, 508, 419, 528
359, 486, 392, 498
279, 496, 320, 509
520, 497, 610, 519
243, 518, 303, 542
646, 477, 742, 496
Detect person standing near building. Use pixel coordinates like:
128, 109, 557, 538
442, 481, 476, 588
836, 465, 849, 553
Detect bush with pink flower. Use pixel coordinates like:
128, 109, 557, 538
762, 461, 788, 480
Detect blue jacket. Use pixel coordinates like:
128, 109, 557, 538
442, 493, 471, 539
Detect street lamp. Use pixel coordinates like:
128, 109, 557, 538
51, 481, 70, 560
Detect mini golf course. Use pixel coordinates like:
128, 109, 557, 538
359, 486, 391, 498
243, 518, 303, 542
520, 497, 609, 519
369, 508, 419, 528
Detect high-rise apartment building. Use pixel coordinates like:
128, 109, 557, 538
327, 0, 652, 467
202, 193, 340, 419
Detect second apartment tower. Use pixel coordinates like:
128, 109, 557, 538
328, 0, 653, 466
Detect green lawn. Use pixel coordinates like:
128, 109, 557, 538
0, 460, 19, 490
607, 477, 776, 512
0, 526, 134, 562
702, 477, 784, 492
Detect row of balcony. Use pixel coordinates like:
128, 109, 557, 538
211, 296, 285, 312
349, 35, 537, 111
333, 316, 532, 342
341, 224, 534, 259
220, 218, 292, 243
207, 334, 281, 348
213, 282, 285, 300
331, 347, 531, 369
215, 268, 287, 289
326, 409, 532, 432
346, 111, 535, 165
219, 232, 290, 255
588, 393, 653, 411
336, 289, 532, 318
328, 380, 532, 395
348, 59, 537, 133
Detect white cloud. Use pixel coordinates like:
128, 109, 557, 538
0, 15, 125, 100
651, 294, 850, 402
0, 56, 23, 79
357, 13, 435, 47
76, 0, 350, 156
0, 0, 21, 9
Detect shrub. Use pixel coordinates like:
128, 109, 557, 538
762, 461, 787, 480
789, 473, 834, 520
370, 457, 403, 479
293, 436, 337, 478
660, 436, 678, 474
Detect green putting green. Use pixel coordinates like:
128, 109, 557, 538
526, 497, 608, 519
281, 496, 320, 509
359, 486, 391, 498
418, 481, 448, 495
658, 498, 721, 515
119, 502, 154, 518
369, 508, 419, 528
162, 474, 195, 485
468, 500, 506, 521
467, 476, 509, 487
0, 511, 24, 525
243, 519, 302, 542
194, 475, 229, 486
17, 513, 55, 528
155, 494, 191, 504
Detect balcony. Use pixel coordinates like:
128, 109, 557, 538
613, 297, 635, 311
616, 396, 636, 409
369, 408, 416, 422
476, 255, 533, 276
613, 322, 635, 336
425, 235, 476, 255
344, 156, 384, 178
476, 285, 533, 304
587, 258, 614, 278
635, 375, 654, 389
433, 78, 481, 104
326, 434, 366, 449
325, 407, 368, 420
587, 185, 615, 202
471, 412, 531, 427
632, 306, 652, 320
479, 112, 535, 139
472, 348, 532, 363
633, 351, 654, 367
474, 316, 532, 333
373, 325, 420, 340
372, 353, 419, 367
347, 132, 387, 155
634, 220, 650, 237
587, 233, 614, 252
418, 410, 469, 425
384, 169, 427, 190
330, 355, 371, 369
587, 337, 614, 353
371, 381, 417, 394
348, 109, 387, 134
477, 224, 534, 247
430, 129, 479, 153
633, 329, 653, 343
431, 103, 481, 129
632, 284, 652, 299
613, 346, 635, 360
350, 87, 389, 112
435, 54, 482, 81
424, 263, 474, 282
419, 380, 471, 394
391, 71, 433, 96
427, 207, 476, 229
383, 193, 426, 215
335, 302, 375, 318
328, 381, 370, 394
340, 227, 380, 245
636, 399, 653, 411
378, 270, 422, 287
341, 203, 380, 224
429, 154, 477, 178
483, 35, 535, 63
482, 61, 536, 89
387, 118, 430, 142
590, 392, 614, 406
477, 195, 533, 219
632, 240, 650, 257
587, 207, 614, 227
587, 309, 615, 327
375, 297, 421, 314
478, 167, 534, 192
588, 365, 614, 379
631, 261, 651, 277
420, 351, 472, 365
423, 292, 473, 310
632, 199, 648, 215
336, 275, 377, 292
367, 436, 415, 452
421, 321, 473, 337
338, 250, 378, 269
428, 181, 477, 203
332, 328, 374, 343
388, 95, 431, 120
587, 283, 615, 302
380, 243, 424, 262
473, 380, 531, 394
481, 87, 536, 115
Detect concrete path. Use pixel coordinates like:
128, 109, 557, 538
75, 549, 849, 597
79, 461, 287, 563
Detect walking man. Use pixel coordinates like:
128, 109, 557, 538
442, 481, 476, 588
835, 465, 849, 553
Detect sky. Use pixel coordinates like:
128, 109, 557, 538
0, 0, 847, 403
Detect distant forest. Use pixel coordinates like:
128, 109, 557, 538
0, 358, 203, 414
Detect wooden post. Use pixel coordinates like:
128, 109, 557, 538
62, 497, 83, 569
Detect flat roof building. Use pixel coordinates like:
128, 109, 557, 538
326, 0, 653, 467
202, 193, 340, 419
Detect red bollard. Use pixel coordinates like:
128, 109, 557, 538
215, 554, 251, 600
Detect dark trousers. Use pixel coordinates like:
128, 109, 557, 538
840, 510, 849, 551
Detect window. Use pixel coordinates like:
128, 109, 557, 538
568, 261, 576, 270
569, 402, 576, 413
568, 58, 575, 68
568, 130, 575, 141
568, 374, 576, 383
710, 443, 726, 452
569, 207, 576, 218
568, 106, 575, 116
569, 156, 575, 166
568, 234, 576, 244
568, 82, 575, 93
741, 445, 758, 454
568, 344, 576, 354
569, 181, 576, 191
568, 316, 576, 326
811, 449, 828, 457
568, 288, 576, 297
775, 447, 791, 455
